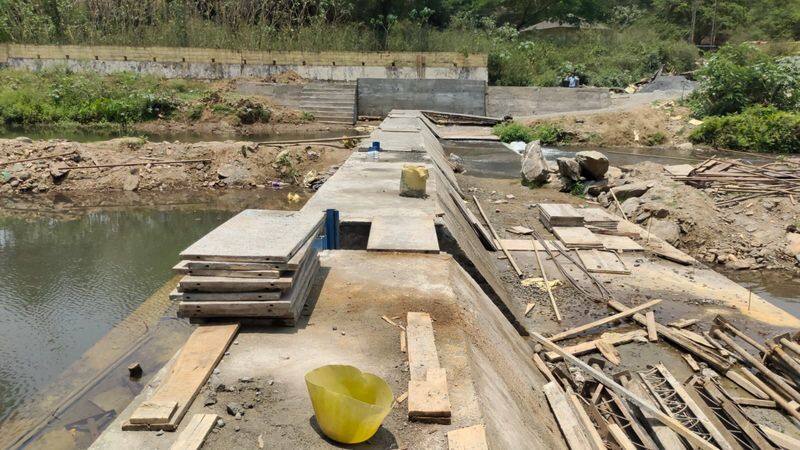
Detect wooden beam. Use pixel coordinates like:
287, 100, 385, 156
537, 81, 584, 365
170, 414, 219, 450
473, 195, 522, 277
531, 332, 719, 450
532, 235, 561, 322
646, 311, 658, 342
758, 424, 800, 450
406, 312, 451, 423
725, 370, 768, 400
596, 340, 621, 366
566, 389, 606, 450
668, 318, 699, 329
713, 316, 768, 354
548, 299, 661, 342
729, 397, 776, 408
607, 423, 636, 450
124, 323, 239, 431
736, 366, 800, 422
700, 381, 773, 450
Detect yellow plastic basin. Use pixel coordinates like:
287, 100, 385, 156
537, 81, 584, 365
305, 365, 394, 444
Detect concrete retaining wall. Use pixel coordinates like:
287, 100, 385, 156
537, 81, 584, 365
235, 82, 304, 108
486, 86, 611, 117
0, 44, 488, 81
357, 79, 486, 116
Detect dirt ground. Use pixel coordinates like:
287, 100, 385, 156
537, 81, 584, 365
524, 101, 699, 148
0, 137, 357, 197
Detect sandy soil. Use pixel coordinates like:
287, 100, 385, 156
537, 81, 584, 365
523, 101, 700, 148
0, 137, 356, 196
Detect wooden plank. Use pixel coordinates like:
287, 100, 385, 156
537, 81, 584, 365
124, 323, 239, 430
129, 401, 177, 424
567, 390, 606, 450
736, 366, 800, 422
172, 261, 280, 278
446, 424, 488, 450
682, 354, 701, 372
759, 424, 800, 449
543, 382, 593, 450
170, 414, 218, 450
605, 389, 660, 450
701, 382, 774, 450
607, 423, 637, 450
669, 318, 699, 329
406, 312, 440, 381
532, 353, 557, 383
656, 364, 736, 450
473, 195, 522, 277
725, 370, 769, 400
646, 312, 658, 342
171, 289, 282, 302
533, 236, 561, 322
576, 249, 630, 275
544, 330, 646, 362
597, 234, 643, 252
549, 299, 661, 342
408, 367, 451, 421
532, 332, 718, 450
623, 376, 689, 450
552, 227, 603, 249
178, 275, 292, 292
367, 216, 440, 253
730, 396, 776, 408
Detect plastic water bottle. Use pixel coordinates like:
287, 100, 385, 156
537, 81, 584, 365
368, 141, 380, 160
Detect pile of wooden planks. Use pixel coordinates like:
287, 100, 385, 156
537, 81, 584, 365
552, 226, 604, 250
574, 207, 620, 232
539, 203, 584, 229
406, 312, 452, 423
171, 209, 323, 324
672, 157, 800, 206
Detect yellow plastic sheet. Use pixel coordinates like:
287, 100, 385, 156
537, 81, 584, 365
305, 365, 394, 444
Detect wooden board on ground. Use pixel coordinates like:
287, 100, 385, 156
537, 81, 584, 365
178, 275, 292, 292
123, 323, 239, 431
367, 216, 440, 253
170, 414, 218, 450
406, 312, 451, 423
447, 424, 488, 450
597, 234, 643, 252
493, 239, 559, 252
542, 382, 593, 450
180, 209, 323, 262
552, 227, 603, 249
128, 401, 177, 425
577, 250, 630, 275
544, 330, 646, 361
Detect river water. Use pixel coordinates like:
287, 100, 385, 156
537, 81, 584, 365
0, 189, 305, 447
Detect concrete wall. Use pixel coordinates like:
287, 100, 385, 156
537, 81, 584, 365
486, 86, 611, 117
357, 79, 486, 116
0, 44, 488, 81
235, 82, 304, 108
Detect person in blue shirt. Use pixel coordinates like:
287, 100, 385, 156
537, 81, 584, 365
567, 73, 579, 88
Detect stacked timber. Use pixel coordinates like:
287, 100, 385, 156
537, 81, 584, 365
551, 226, 604, 249
575, 207, 619, 232
170, 209, 324, 324
538, 203, 584, 230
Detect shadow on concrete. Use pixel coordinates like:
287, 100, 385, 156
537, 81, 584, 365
308, 415, 398, 449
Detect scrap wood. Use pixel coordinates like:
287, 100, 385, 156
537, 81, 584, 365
524, 303, 535, 317
532, 353, 557, 383
713, 316, 768, 354
736, 363, 800, 423
124, 323, 239, 431
381, 315, 405, 330
725, 370, 769, 400
396, 391, 408, 404
682, 354, 701, 372
544, 329, 646, 361
472, 195, 522, 277
530, 235, 561, 322
542, 382, 597, 450
406, 312, 451, 422
566, 390, 606, 450
608, 300, 731, 373
730, 397, 776, 408
548, 299, 661, 342
699, 379, 774, 450
595, 340, 621, 365
669, 318, 699, 329
645, 311, 658, 342
507, 225, 533, 235
533, 332, 719, 450
758, 424, 800, 450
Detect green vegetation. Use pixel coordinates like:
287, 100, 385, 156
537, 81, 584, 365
688, 44, 799, 152
642, 131, 667, 146
690, 106, 800, 153
0, 68, 277, 127
1, 0, 796, 88
493, 122, 570, 144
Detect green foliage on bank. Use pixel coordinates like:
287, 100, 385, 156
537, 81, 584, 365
0, 68, 205, 126
493, 122, 570, 145
689, 44, 800, 117
690, 106, 800, 153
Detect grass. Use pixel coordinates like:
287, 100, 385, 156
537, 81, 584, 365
493, 122, 570, 145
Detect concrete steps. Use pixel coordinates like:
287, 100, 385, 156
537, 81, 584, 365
299, 83, 356, 124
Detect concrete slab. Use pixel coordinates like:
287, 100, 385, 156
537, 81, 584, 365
358, 129, 426, 152
367, 216, 440, 253
92, 251, 564, 450
302, 152, 438, 222
180, 210, 323, 262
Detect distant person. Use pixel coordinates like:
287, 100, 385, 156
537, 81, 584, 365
567, 74, 580, 88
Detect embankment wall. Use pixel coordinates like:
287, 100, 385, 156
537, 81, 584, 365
357, 78, 486, 117
486, 86, 611, 117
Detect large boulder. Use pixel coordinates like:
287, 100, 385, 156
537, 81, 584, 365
520, 141, 549, 185
556, 157, 581, 181
611, 182, 651, 201
649, 218, 681, 245
575, 151, 609, 180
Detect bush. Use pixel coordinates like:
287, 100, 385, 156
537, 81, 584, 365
689, 106, 800, 153
643, 131, 667, 146
493, 122, 535, 142
492, 122, 569, 144
689, 44, 800, 117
